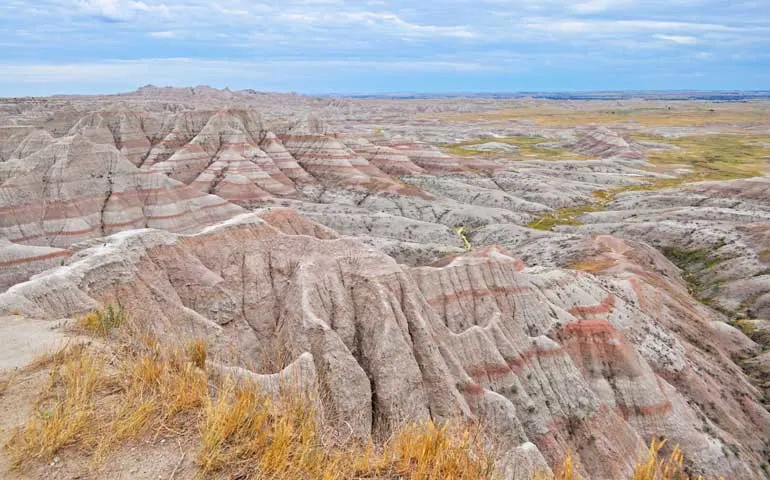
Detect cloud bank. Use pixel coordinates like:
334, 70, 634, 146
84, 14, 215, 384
0, 0, 768, 94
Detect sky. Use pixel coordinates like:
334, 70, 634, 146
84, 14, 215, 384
0, 0, 769, 96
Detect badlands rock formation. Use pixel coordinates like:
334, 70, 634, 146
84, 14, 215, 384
1, 88, 769, 478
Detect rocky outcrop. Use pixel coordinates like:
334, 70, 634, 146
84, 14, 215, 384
0, 131, 244, 250
0, 239, 70, 291
345, 137, 425, 175
1, 214, 767, 478
561, 127, 645, 160
566, 176, 770, 319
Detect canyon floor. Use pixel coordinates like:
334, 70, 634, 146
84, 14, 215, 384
1, 87, 769, 479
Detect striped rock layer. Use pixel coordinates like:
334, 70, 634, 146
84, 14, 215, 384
1, 99, 769, 479
1, 214, 767, 479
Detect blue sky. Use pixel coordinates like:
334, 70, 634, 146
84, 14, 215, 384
1, 0, 769, 95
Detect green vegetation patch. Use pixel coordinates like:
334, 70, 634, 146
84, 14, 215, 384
528, 134, 770, 231
633, 133, 770, 180
78, 304, 127, 336
734, 319, 770, 346
443, 136, 584, 161
454, 226, 472, 251
658, 246, 729, 301
660, 247, 725, 270
527, 190, 615, 231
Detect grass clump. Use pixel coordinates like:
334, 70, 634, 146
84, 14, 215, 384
199, 385, 494, 479
376, 420, 494, 479
187, 338, 208, 370
78, 303, 127, 336
95, 348, 208, 461
631, 438, 707, 480
198, 383, 328, 478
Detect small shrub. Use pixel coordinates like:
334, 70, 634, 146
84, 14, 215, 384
78, 304, 127, 336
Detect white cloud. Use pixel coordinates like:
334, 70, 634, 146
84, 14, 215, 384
654, 34, 698, 44
73, 0, 171, 20
522, 18, 737, 35
620, 20, 734, 32
571, 0, 630, 14
279, 11, 476, 39
0, 57, 502, 85
1, 0, 769, 94
148, 30, 175, 38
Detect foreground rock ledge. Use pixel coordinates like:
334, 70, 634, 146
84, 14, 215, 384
1, 208, 767, 479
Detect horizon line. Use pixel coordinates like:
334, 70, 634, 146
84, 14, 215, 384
3, 85, 770, 100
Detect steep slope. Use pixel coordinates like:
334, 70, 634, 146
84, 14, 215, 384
0, 130, 243, 248
566, 176, 770, 319
1, 212, 767, 478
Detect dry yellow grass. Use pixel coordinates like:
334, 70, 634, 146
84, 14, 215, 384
427, 104, 770, 128
536, 439, 715, 480
197, 382, 328, 478
5, 340, 209, 467
187, 338, 208, 370
6, 348, 104, 467
94, 348, 208, 462
533, 452, 576, 480
631, 438, 709, 480
373, 420, 494, 480
198, 381, 494, 479
5, 314, 495, 479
